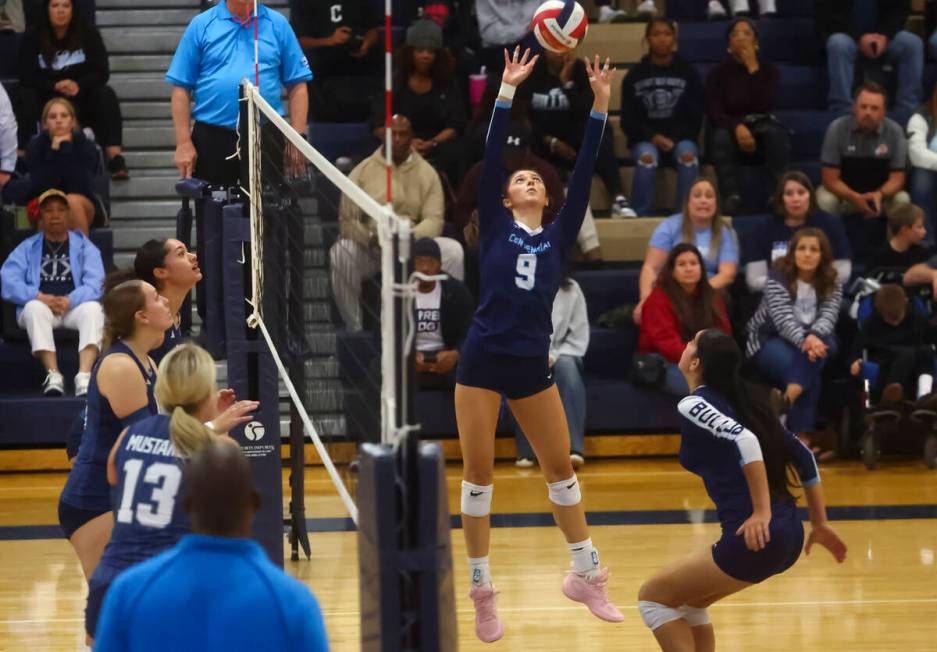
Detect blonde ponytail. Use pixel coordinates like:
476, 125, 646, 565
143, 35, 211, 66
155, 343, 219, 459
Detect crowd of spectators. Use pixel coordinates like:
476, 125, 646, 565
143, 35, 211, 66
8, 0, 937, 466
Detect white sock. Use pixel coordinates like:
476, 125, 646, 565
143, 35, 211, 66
468, 556, 492, 587
569, 538, 600, 578
919, 374, 933, 398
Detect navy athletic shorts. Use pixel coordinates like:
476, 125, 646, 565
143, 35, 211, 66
456, 336, 554, 400
58, 499, 109, 540
712, 510, 804, 583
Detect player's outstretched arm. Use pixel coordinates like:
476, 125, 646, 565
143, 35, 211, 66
558, 55, 617, 247
479, 47, 540, 235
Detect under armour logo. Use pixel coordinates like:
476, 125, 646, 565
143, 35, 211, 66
470, 490, 483, 497
506, 136, 521, 146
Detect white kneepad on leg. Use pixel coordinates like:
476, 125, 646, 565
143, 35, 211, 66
547, 475, 582, 507
680, 605, 710, 627
638, 601, 684, 631
461, 481, 493, 517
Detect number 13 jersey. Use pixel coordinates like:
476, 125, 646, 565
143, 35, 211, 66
103, 414, 190, 567
470, 99, 607, 357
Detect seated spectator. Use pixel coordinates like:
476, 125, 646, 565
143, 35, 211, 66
292, 0, 380, 122
519, 48, 635, 217
746, 171, 853, 292
4, 97, 100, 232
474, 0, 539, 74
332, 114, 463, 330
820, 0, 922, 121
637, 243, 732, 396
398, 1, 480, 96
373, 20, 467, 186
867, 203, 930, 278
0, 83, 17, 197
0, 188, 103, 396
907, 83, 937, 244
515, 271, 590, 468
93, 443, 329, 651
15, 0, 128, 178
619, 17, 702, 217
746, 228, 844, 437
848, 283, 936, 406
635, 177, 738, 324
412, 237, 473, 390
595, 0, 657, 23
903, 254, 937, 301
705, 18, 790, 214
818, 81, 910, 260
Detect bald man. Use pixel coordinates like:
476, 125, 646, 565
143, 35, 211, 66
331, 113, 465, 330
94, 443, 329, 652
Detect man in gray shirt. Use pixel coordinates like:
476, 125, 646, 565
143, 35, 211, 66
819, 81, 909, 217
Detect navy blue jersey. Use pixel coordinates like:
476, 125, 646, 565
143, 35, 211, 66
677, 386, 819, 528
468, 100, 606, 358
100, 415, 190, 569
61, 342, 158, 512
149, 323, 184, 366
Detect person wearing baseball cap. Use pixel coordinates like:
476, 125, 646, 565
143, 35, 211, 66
1, 187, 105, 396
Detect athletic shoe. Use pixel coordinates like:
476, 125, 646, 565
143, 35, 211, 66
597, 6, 628, 23
469, 584, 504, 643
570, 452, 585, 469
610, 195, 637, 218
74, 372, 91, 397
707, 1, 727, 19
515, 457, 534, 468
636, 0, 658, 16
562, 568, 624, 622
108, 154, 130, 181
43, 370, 65, 396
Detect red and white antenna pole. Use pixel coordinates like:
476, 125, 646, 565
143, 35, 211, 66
384, 0, 393, 204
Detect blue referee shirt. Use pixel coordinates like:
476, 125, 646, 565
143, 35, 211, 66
166, 2, 313, 130
94, 535, 329, 652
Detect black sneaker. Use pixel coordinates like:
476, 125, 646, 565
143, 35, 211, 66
108, 154, 130, 180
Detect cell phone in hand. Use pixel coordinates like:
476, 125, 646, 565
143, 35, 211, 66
349, 33, 365, 50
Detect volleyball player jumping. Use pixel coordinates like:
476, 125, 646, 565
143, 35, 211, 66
638, 330, 847, 652
455, 47, 621, 643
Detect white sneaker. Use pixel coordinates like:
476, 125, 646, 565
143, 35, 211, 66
515, 457, 535, 468
570, 453, 585, 469
42, 370, 65, 396
610, 195, 637, 218
707, 0, 727, 18
636, 1, 657, 16
74, 372, 91, 397
597, 6, 628, 23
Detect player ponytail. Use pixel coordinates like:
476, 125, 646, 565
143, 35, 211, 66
695, 330, 795, 499
155, 343, 221, 459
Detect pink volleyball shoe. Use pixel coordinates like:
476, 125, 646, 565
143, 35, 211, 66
562, 568, 624, 622
469, 583, 505, 643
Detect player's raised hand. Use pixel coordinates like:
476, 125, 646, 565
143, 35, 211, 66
585, 55, 618, 105
501, 46, 539, 89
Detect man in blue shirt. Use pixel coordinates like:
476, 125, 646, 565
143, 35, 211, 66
166, 0, 313, 186
93, 442, 329, 652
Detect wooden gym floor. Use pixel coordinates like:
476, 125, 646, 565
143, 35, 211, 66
0, 456, 935, 650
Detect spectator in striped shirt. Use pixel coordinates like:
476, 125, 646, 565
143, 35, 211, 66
746, 228, 844, 436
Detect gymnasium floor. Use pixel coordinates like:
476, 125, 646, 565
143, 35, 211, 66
1, 457, 935, 650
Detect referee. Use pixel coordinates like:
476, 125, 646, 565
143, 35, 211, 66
166, 0, 313, 187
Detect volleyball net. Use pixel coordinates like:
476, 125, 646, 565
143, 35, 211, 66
238, 80, 426, 532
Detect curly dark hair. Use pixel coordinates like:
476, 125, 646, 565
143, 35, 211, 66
395, 45, 455, 84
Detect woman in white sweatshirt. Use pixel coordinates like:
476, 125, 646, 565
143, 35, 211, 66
907, 85, 937, 245
514, 273, 591, 469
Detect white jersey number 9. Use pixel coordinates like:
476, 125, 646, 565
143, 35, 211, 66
515, 253, 537, 291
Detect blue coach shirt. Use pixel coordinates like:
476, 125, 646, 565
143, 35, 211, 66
94, 535, 329, 652
166, 2, 312, 130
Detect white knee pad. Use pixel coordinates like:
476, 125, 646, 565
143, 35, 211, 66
638, 600, 684, 631
547, 475, 582, 507
680, 605, 711, 627
461, 481, 493, 517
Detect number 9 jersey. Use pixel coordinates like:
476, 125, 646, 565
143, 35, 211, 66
468, 99, 607, 358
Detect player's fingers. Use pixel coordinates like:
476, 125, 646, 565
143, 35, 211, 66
528, 54, 540, 69
603, 57, 610, 74
514, 45, 521, 62
503, 48, 510, 66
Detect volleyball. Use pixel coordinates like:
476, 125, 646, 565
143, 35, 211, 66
530, 1, 589, 53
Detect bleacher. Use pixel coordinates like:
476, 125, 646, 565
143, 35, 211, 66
1, 0, 935, 456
